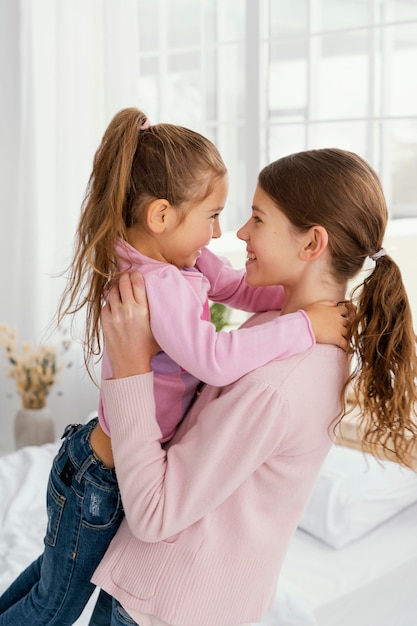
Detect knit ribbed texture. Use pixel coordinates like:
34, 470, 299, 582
93, 345, 346, 625
104, 373, 157, 440
94, 521, 280, 625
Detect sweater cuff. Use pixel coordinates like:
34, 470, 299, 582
102, 372, 160, 439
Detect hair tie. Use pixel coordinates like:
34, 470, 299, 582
370, 247, 386, 262
140, 118, 151, 130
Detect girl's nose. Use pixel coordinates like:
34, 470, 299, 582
213, 219, 222, 239
236, 223, 248, 241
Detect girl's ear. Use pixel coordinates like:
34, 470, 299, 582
146, 199, 172, 234
300, 225, 328, 261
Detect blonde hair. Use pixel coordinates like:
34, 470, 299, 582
258, 148, 417, 468
57, 107, 227, 371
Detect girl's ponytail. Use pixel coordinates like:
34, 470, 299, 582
57, 109, 148, 370
348, 254, 417, 468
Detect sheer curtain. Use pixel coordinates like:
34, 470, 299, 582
0, 0, 141, 452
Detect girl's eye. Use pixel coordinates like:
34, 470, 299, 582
252, 215, 262, 223
211, 212, 220, 220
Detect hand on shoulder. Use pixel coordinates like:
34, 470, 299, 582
101, 271, 160, 378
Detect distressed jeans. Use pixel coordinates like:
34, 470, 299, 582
0, 418, 124, 626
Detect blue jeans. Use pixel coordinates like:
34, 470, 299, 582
0, 418, 124, 625
111, 601, 140, 626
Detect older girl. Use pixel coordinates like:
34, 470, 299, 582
96, 148, 417, 626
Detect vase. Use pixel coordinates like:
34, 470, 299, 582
14, 406, 55, 450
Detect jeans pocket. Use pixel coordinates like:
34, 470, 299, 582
81, 480, 123, 529
45, 473, 66, 547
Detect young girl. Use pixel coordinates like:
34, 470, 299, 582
94, 148, 417, 626
0, 110, 347, 626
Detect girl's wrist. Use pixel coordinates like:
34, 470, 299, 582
111, 358, 153, 378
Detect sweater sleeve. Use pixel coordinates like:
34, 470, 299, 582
196, 246, 286, 311
146, 268, 315, 387
102, 372, 288, 542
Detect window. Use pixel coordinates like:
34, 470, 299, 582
137, 0, 417, 230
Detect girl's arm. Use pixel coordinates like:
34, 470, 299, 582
146, 265, 347, 386
145, 266, 314, 386
196, 246, 286, 311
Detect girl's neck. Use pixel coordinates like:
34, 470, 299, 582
280, 254, 347, 314
127, 229, 163, 263
280, 281, 347, 316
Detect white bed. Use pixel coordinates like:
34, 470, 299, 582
1, 438, 416, 626
280, 501, 417, 626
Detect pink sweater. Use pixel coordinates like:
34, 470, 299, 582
92, 311, 346, 626
99, 242, 315, 441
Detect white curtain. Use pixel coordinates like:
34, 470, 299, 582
0, 0, 141, 450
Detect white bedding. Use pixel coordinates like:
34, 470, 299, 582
281, 503, 417, 626
1, 441, 416, 626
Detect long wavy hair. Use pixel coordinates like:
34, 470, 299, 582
258, 148, 417, 468
57, 107, 227, 373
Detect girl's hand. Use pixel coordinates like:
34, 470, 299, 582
303, 300, 352, 351
101, 271, 160, 378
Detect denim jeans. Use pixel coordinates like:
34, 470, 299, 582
111, 601, 140, 626
0, 418, 124, 626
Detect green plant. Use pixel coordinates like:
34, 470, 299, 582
209, 302, 231, 332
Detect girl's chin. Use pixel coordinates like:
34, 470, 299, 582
244, 273, 259, 287
245, 267, 276, 288
244, 262, 258, 283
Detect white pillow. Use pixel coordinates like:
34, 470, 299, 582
298, 444, 417, 549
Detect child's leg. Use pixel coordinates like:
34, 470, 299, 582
0, 419, 124, 626
0, 555, 42, 613
88, 589, 114, 626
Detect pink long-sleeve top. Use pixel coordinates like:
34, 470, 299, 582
92, 311, 347, 626
98, 240, 315, 441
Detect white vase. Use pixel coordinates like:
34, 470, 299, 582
14, 406, 55, 449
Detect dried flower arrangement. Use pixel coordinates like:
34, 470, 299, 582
0, 323, 72, 410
